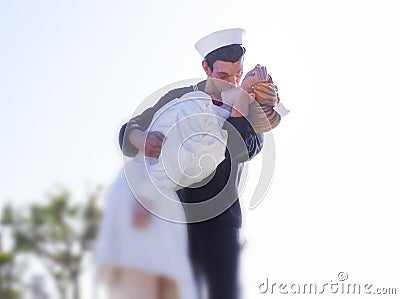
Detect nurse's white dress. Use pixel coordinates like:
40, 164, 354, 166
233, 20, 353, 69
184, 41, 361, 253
95, 91, 230, 299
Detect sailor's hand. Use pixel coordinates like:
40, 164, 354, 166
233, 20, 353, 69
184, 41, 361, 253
241, 64, 265, 93
130, 130, 165, 158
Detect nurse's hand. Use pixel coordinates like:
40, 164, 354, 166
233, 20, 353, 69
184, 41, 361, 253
133, 204, 152, 228
129, 129, 165, 158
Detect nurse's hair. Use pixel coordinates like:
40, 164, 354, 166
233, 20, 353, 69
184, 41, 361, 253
205, 44, 246, 71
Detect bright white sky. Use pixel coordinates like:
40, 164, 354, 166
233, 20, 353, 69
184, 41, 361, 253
1, 0, 399, 298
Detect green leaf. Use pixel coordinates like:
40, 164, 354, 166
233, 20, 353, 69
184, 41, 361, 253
0, 251, 14, 265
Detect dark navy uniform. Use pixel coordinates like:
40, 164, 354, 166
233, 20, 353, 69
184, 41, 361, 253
119, 80, 263, 299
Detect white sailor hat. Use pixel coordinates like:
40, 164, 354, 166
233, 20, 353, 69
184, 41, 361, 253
195, 28, 246, 58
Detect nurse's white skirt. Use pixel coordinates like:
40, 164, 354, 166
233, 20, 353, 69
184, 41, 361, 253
94, 168, 197, 299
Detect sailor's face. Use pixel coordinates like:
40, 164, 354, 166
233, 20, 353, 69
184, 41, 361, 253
210, 58, 243, 86
203, 57, 244, 93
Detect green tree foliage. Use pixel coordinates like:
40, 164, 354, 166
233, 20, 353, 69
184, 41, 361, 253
1, 186, 102, 299
0, 206, 21, 299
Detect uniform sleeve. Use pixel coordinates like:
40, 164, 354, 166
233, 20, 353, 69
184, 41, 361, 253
223, 116, 264, 163
119, 86, 193, 157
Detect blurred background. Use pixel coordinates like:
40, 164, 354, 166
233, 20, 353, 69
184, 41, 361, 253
1, 0, 399, 298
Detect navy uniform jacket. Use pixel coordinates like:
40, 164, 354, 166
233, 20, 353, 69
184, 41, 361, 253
119, 80, 263, 228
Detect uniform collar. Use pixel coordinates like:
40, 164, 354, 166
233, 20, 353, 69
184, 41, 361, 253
196, 80, 207, 92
